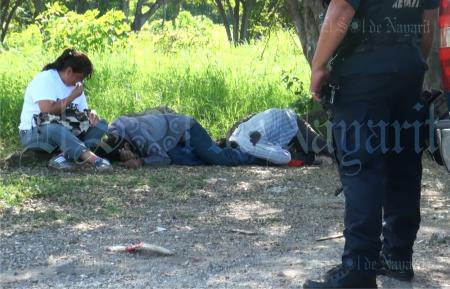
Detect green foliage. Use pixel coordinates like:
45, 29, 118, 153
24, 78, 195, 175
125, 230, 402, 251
5, 24, 43, 49
142, 11, 215, 52
251, 0, 292, 38
36, 3, 130, 52
282, 70, 312, 112
181, 0, 221, 22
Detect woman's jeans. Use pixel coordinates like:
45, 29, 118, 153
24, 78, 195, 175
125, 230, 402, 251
169, 122, 255, 166
19, 120, 108, 160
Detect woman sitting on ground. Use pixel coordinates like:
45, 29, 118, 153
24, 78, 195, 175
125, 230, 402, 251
100, 107, 255, 169
18, 48, 111, 171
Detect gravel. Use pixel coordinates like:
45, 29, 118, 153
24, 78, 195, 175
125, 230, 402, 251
1, 158, 449, 288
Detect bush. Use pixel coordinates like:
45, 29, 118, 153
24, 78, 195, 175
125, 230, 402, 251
142, 11, 217, 52
36, 3, 130, 53
5, 24, 43, 50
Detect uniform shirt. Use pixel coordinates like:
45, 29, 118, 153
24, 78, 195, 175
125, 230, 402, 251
108, 113, 194, 165
335, 0, 440, 78
345, 0, 440, 31
229, 108, 298, 165
346, 0, 439, 11
19, 69, 88, 130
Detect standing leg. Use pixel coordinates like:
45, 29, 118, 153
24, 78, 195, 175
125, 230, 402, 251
304, 72, 396, 289
381, 60, 427, 280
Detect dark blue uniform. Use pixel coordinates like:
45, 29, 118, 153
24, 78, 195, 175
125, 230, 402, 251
331, 0, 440, 271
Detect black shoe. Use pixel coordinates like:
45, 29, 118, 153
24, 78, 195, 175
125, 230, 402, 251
303, 265, 377, 288
376, 254, 414, 281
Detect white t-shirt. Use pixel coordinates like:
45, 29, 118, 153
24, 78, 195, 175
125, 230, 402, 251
19, 69, 88, 130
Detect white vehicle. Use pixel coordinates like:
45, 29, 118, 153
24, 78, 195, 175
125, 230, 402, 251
436, 0, 450, 172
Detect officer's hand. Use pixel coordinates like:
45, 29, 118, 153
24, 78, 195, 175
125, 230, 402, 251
310, 66, 330, 102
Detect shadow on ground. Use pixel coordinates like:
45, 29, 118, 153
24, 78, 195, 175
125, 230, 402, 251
1, 154, 449, 288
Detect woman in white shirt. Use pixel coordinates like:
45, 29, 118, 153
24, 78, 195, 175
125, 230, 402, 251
19, 48, 111, 171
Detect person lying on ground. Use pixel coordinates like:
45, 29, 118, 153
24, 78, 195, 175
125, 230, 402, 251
18, 48, 111, 171
217, 108, 332, 166
99, 107, 255, 169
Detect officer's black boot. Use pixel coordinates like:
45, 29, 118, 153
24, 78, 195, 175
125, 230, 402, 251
375, 253, 414, 281
303, 265, 377, 288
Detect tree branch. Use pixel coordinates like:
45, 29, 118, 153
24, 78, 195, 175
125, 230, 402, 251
131, 0, 166, 31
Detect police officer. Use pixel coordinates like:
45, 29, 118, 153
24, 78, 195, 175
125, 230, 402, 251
304, 0, 439, 288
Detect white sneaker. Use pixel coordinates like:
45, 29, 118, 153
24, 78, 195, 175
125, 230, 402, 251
48, 154, 77, 171
93, 157, 112, 171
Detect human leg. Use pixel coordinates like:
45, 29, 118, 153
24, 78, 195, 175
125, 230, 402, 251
380, 60, 426, 280
81, 119, 108, 150
37, 123, 89, 160
186, 121, 255, 166
304, 72, 397, 288
33, 124, 111, 170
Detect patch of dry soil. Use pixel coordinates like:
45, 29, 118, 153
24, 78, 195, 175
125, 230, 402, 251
1, 159, 449, 288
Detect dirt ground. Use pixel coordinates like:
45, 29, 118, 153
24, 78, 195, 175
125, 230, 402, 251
0, 156, 449, 289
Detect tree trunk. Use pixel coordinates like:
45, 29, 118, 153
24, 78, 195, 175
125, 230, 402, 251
131, 0, 166, 32
215, 0, 232, 43
240, 0, 256, 43
284, 0, 323, 65
122, 0, 130, 21
224, 0, 236, 43
31, 0, 44, 18
0, 0, 24, 44
170, 0, 182, 27
232, 0, 240, 44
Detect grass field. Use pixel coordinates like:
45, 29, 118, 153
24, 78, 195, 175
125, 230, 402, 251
0, 27, 311, 159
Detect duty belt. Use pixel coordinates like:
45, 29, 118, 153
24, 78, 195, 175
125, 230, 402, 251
354, 34, 418, 53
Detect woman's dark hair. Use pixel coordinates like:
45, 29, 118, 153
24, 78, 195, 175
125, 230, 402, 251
43, 48, 93, 78
322, 0, 331, 7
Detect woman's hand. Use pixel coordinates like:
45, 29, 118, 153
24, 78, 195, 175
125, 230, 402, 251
88, 109, 99, 127
71, 83, 84, 99
38, 83, 85, 114
310, 65, 330, 102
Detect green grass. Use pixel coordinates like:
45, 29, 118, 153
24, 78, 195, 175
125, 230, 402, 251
0, 167, 220, 220
0, 28, 310, 158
